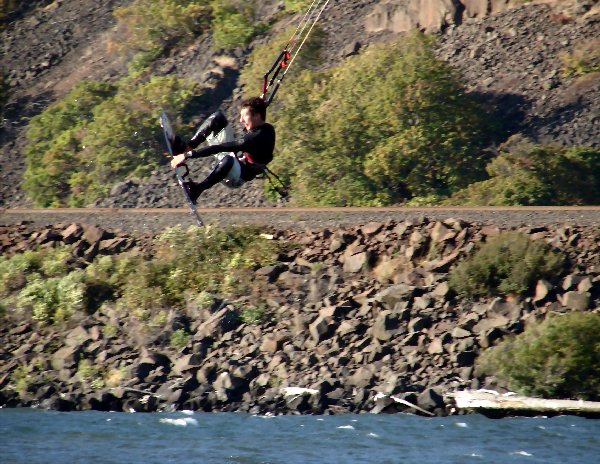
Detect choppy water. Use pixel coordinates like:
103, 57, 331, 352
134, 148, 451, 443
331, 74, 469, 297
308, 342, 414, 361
1, 408, 599, 464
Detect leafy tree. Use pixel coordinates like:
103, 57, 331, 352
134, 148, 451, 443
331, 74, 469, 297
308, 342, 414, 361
210, 0, 261, 49
448, 231, 566, 298
69, 76, 195, 205
477, 312, 600, 400
23, 76, 194, 206
270, 32, 496, 206
446, 141, 600, 206
23, 82, 117, 206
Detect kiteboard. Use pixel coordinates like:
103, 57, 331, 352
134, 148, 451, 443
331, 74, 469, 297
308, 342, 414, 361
160, 111, 204, 227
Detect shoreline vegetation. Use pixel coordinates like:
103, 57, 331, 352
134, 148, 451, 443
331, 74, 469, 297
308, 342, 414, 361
1, 218, 599, 417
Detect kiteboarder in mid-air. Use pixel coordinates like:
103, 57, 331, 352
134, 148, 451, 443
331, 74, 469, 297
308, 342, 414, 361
168, 97, 276, 204
163, 0, 329, 217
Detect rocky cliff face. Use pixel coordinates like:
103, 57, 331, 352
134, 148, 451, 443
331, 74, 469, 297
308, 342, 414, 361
1, 219, 599, 414
0, 0, 599, 208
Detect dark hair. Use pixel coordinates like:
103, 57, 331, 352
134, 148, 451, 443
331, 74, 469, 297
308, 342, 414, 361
241, 96, 267, 121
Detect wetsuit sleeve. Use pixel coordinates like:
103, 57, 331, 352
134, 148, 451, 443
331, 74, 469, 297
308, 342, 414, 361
184, 140, 246, 159
185, 125, 274, 163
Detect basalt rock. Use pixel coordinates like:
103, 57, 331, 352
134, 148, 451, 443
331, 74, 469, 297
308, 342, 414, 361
1, 219, 599, 416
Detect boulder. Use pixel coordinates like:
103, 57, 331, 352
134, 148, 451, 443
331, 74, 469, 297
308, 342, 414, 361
255, 265, 286, 283
430, 222, 456, 242
173, 353, 204, 375
309, 316, 336, 344
365, 0, 457, 34
452, 351, 477, 367
52, 345, 81, 371
61, 223, 83, 244
81, 224, 110, 245
561, 291, 591, 311
427, 338, 445, 355
260, 334, 286, 353
473, 315, 511, 334
371, 310, 401, 341
408, 316, 430, 333
347, 366, 375, 389
195, 306, 240, 339
213, 371, 246, 402
343, 250, 372, 273
375, 284, 415, 307
534, 279, 554, 304
487, 298, 521, 321
417, 387, 445, 413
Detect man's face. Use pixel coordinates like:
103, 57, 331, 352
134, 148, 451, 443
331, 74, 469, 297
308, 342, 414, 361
240, 107, 262, 132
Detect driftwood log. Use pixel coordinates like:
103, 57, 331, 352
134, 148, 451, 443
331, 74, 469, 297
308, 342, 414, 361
451, 390, 600, 418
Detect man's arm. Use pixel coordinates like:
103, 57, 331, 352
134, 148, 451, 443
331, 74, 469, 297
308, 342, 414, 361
171, 140, 245, 168
185, 140, 246, 159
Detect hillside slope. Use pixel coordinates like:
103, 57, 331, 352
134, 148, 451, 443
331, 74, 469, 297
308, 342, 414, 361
0, 0, 598, 208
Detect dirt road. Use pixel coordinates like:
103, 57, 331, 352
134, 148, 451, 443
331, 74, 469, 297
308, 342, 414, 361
2, 207, 599, 234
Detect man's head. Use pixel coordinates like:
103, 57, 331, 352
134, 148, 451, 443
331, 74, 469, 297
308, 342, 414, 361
240, 97, 267, 131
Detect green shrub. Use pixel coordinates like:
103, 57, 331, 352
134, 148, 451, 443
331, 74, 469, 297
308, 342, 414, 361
153, 224, 285, 297
113, 0, 267, 56
240, 304, 268, 325
0, 246, 73, 296
22, 81, 117, 206
446, 141, 600, 206
269, 32, 496, 206
2, 226, 288, 326
170, 329, 190, 349
23, 76, 195, 206
77, 359, 106, 389
77, 359, 100, 382
16, 272, 86, 323
86, 255, 140, 290
477, 312, 600, 400
210, 0, 262, 49
192, 290, 215, 309
0, 250, 43, 295
11, 365, 31, 395
40, 246, 72, 277
448, 231, 565, 298
560, 38, 600, 77
112, 225, 288, 321
117, 261, 170, 319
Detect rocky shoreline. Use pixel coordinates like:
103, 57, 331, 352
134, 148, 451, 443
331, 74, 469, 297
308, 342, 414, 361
1, 218, 598, 416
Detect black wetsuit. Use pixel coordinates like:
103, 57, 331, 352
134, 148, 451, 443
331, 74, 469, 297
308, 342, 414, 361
185, 123, 276, 181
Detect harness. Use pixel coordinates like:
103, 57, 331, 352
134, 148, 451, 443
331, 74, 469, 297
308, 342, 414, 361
237, 152, 288, 198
